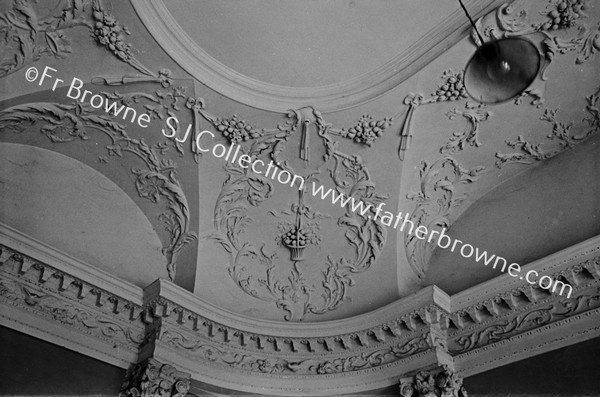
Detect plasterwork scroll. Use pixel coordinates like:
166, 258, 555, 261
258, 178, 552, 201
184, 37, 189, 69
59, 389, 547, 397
0, 0, 198, 281
200, 107, 393, 321
120, 358, 191, 397
399, 365, 468, 397
397, 0, 600, 280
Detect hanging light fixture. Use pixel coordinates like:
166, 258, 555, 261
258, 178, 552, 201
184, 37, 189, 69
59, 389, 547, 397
458, 0, 541, 104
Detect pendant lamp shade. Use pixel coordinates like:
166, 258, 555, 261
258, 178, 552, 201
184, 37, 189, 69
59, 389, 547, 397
464, 37, 541, 104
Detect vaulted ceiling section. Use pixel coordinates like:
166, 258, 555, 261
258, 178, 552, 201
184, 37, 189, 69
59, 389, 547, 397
1, 0, 599, 395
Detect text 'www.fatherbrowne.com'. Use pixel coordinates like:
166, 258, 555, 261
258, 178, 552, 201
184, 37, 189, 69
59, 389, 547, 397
189, 129, 571, 298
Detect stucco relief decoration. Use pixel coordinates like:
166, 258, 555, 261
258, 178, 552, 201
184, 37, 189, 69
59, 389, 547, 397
398, 71, 473, 161
398, 0, 600, 282
120, 358, 191, 397
405, 158, 486, 279
90, 1, 154, 76
397, 68, 490, 279
0, 0, 159, 79
273, 195, 325, 262
0, 0, 599, 393
449, 287, 600, 354
2, 233, 599, 386
0, 274, 21, 304
99, 85, 203, 160
495, 84, 600, 167
0, 0, 198, 280
212, 114, 264, 145
0, 0, 79, 78
0, 99, 196, 281
472, 0, 595, 107
160, 328, 432, 375
202, 107, 390, 321
0, 259, 145, 348
399, 365, 467, 397
337, 115, 393, 146
441, 103, 491, 155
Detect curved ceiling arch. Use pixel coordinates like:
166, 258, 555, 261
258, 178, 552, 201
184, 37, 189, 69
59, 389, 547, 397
0, 143, 169, 287
424, 133, 600, 294
131, 0, 504, 112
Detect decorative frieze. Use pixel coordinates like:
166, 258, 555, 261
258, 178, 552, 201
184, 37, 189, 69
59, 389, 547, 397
0, 96, 197, 282
201, 107, 391, 321
1, 226, 599, 395
0, 245, 146, 353
449, 288, 600, 354
147, 286, 440, 357
157, 326, 432, 376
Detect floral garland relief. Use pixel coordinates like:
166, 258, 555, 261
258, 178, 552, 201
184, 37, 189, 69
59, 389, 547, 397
475, 0, 598, 107
0, 0, 158, 79
202, 107, 392, 321
482, 0, 600, 165
397, 69, 490, 279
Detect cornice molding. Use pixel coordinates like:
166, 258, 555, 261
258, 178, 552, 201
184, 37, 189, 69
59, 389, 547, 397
147, 277, 451, 340
0, 223, 143, 304
451, 235, 600, 312
455, 307, 600, 377
130, 0, 506, 113
1, 226, 599, 395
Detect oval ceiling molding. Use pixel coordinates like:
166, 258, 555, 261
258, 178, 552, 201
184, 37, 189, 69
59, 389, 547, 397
132, 0, 505, 113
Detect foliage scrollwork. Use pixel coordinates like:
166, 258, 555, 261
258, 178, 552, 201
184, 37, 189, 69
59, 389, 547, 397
495, 95, 600, 168
204, 107, 389, 321
405, 157, 486, 279
161, 328, 431, 375
0, 0, 156, 79
450, 290, 600, 353
0, 101, 196, 280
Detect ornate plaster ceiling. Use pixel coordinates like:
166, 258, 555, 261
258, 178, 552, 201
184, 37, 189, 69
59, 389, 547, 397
0, 0, 599, 326
1, 0, 600, 394
132, 0, 505, 111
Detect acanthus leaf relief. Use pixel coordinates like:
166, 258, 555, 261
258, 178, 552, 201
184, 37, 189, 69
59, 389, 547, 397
204, 107, 390, 321
0, 0, 158, 79
472, 0, 596, 106
405, 157, 486, 279
396, 0, 600, 288
160, 328, 432, 375
495, 86, 600, 168
0, 97, 196, 281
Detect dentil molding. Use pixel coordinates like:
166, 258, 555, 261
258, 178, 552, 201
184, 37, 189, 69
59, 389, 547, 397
1, 223, 599, 395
